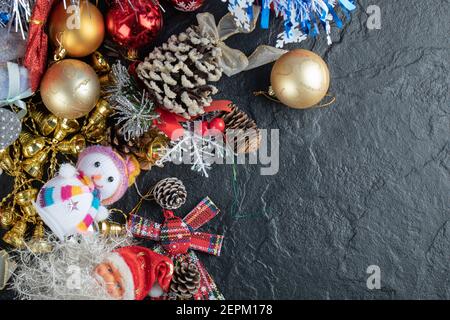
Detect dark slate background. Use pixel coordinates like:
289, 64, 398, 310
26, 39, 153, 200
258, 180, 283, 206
1, 0, 449, 299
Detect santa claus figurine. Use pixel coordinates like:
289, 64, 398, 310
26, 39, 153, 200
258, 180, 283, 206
12, 237, 173, 300
95, 246, 174, 300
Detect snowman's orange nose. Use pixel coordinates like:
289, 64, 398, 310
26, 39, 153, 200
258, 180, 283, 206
92, 174, 102, 181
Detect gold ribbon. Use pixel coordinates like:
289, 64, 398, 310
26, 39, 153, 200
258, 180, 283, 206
29, 19, 45, 25
196, 6, 288, 77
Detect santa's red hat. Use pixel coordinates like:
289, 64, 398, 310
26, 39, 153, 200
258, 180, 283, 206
105, 246, 174, 300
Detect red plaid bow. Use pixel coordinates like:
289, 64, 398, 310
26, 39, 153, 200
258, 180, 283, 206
129, 197, 224, 256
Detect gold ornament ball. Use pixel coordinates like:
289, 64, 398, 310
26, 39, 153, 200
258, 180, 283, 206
40, 59, 101, 119
270, 49, 330, 109
49, 1, 105, 58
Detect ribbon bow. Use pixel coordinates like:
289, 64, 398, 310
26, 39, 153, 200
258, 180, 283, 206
153, 100, 233, 140
197, 6, 288, 77
0, 62, 32, 118
129, 197, 224, 257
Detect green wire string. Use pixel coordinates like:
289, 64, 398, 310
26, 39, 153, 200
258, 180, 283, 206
230, 162, 268, 219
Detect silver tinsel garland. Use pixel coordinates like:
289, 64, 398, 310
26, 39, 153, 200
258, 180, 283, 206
106, 62, 159, 142
0, 0, 35, 39
12, 234, 133, 300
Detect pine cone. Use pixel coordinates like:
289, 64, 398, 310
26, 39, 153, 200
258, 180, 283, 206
170, 262, 201, 300
153, 177, 187, 210
220, 105, 261, 154
107, 127, 169, 171
107, 125, 136, 155
137, 25, 223, 119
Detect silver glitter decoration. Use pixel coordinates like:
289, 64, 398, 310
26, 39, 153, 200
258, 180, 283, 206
1, 250, 17, 290
107, 61, 158, 141
0, 108, 21, 150
1, 0, 35, 39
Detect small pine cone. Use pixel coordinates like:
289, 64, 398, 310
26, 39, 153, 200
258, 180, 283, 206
220, 105, 261, 154
107, 125, 137, 155
170, 262, 201, 300
153, 177, 187, 210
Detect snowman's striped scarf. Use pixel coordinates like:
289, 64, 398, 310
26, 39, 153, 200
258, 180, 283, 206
38, 175, 101, 233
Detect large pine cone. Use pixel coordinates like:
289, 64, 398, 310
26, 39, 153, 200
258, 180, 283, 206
220, 105, 261, 154
170, 262, 201, 300
137, 25, 223, 119
153, 177, 187, 210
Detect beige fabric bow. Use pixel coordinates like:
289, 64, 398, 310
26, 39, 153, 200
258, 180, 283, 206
196, 6, 288, 77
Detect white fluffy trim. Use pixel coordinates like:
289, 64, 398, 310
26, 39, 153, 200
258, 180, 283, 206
105, 253, 135, 300
149, 283, 163, 298
59, 163, 78, 179
95, 206, 109, 222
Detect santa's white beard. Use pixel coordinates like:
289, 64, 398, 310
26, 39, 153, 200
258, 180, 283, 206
12, 233, 133, 300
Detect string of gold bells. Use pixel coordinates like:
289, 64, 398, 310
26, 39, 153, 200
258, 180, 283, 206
0, 50, 164, 251
0, 98, 113, 252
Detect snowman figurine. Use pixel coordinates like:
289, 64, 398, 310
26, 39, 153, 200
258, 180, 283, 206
34, 146, 140, 241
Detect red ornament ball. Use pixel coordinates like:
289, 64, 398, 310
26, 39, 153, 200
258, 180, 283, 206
106, 0, 163, 50
208, 118, 226, 134
170, 0, 205, 12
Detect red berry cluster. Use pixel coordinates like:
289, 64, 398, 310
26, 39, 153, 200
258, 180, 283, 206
199, 118, 226, 136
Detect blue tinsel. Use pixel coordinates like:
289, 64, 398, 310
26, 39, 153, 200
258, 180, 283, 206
0, 12, 9, 25
228, 0, 357, 45
265, 0, 356, 33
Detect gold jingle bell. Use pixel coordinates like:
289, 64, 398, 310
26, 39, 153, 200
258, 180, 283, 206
27, 222, 52, 254
98, 73, 112, 86
30, 110, 59, 136
91, 51, 111, 74
84, 99, 113, 133
144, 136, 168, 164
0, 207, 15, 228
97, 220, 127, 237
22, 148, 49, 179
57, 134, 86, 155
19, 132, 46, 158
2, 217, 27, 248
15, 188, 38, 217
85, 120, 107, 142
0, 147, 14, 173
53, 118, 80, 142
15, 188, 38, 207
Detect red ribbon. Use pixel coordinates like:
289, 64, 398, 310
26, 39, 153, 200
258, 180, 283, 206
153, 100, 233, 140
23, 0, 56, 92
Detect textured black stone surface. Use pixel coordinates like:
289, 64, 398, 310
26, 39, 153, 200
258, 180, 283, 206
1, 0, 449, 300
